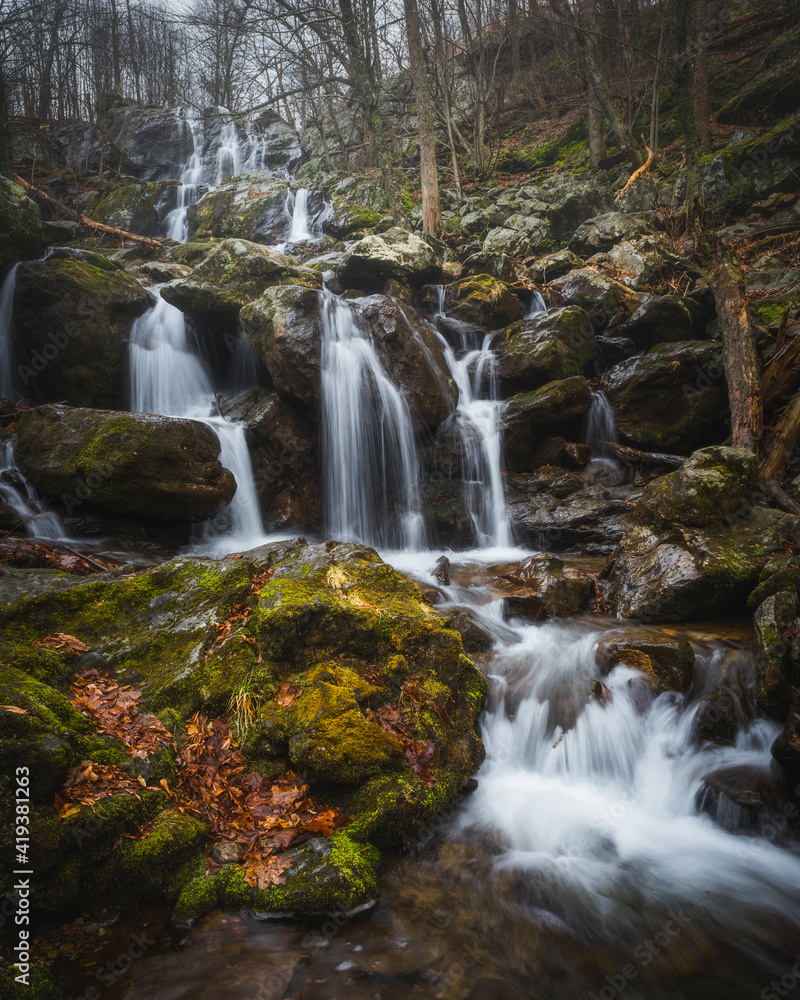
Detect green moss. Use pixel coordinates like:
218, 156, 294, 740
0, 962, 63, 1000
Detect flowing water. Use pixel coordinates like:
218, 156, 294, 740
0, 263, 19, 399
0, 439, 66, 539
164, 109, 204, 243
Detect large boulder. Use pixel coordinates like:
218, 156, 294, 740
495, 553, 591, 619
545, 182, 615, 242
595, 633, 695, 694
162, 239, 319, 327
492, 306, 595, 395
527, 248, 584, 284
241, 288, 457, 430
226, 387, 321, 530
337, 228, 443, 288
568, 211, 652, 256
0, 176, 49, 272
610, 295, 700, 349
88, 180, 180, 238
595, 341, 729, 452
0, 539, 486, 922
503, 376, 593, 472
607, 447, 800, 622
188, 174, 291, 242
438, 274, 521, 329
11, 251, 152, 408
753, 591, 799, 720
15, 404, 236, 522
549, 268, 635, 329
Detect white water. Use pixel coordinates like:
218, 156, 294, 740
286, 188, 314, 242
0, 440, 66, 540
526, 288, 547, 318
164, 109, 204, 243
431, 287, 512, 548
454, 613, 800, 976
128, 293, 265, 552
0, 264, 19, 399
320, 290, 424, 549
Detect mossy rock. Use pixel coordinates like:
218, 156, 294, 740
502, 376, 592, 472
337, 227, 443, 289
89, 180, 180, 238
442, 274, 521, 329
187, 174, 289, 242
492, 305, 595, 394
0, 177, 48, 274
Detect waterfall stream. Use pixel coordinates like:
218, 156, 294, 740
0, 439, 66, 540
0, 263, 19, 399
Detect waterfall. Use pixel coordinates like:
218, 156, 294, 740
214, 117, 243, 186
128, 292, 264, 551
286, 189, 314, 242
431, 288, 512, 548
525, 289, 547, 318
320, 291, 424, 549
586, 389, 618, 457
0, 440, 66, 540
164, 109, 204, 243
0, 264, 19, 399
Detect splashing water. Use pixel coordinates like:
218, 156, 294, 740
0, 263, 19, 399
0, 440, 66, 540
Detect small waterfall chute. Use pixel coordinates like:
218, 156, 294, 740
525, 289, 547, 318
164, 109, 204, 244
0, 440, 66, 541
0, 264, 20, 400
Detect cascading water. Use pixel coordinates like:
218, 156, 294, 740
0, 264, 19, 399
526, 288, 547, 318
430, 287, 512, 548
320, 290, 424, 549
128, 292, 264, 553
0, 440, 65, 540
214, 116, 243, 186
286, 188, 314, 242
585, 389, 625, 484
164, 109, 204, 243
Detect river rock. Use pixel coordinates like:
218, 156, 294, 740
503, 376, 592, 472
610, 294, 699, 349
595, 633, 695, 693
595, 341, 729, 452
189, 174, 291, 242
15, 404, 236, 522
0, 176, 49, 271
88, 180, 180, 238
11, 252, 152, 408
568, 211, 652, 256
607, 447, 800, 622
497, 553, 591, 619
549, 268, 634, 329
338, 227, 443, 288
162, 238, 320, 327
492, 306, 596, 394
0, 539, 486, 923
753, 591, 799, 719
440, 274, 521, 329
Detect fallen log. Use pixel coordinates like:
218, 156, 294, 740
604, 441, 685, 468
762, 387, 800, 482
0, 535, 116, 575
14, 174, 162, 250
762, 477, 800, 517
712, 253, 763, 454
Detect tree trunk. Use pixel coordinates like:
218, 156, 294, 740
549, 0, 640, 166
675, 0, 702, 211
588, 86, 604, 167
0, 68, 13, 178
713, 254, 763, 454
694, 0, 711, 147
403, 0, 441, 235
763, 391, 800, 482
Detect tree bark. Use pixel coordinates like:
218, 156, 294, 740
694, 0, 711, 146
763, 391, 800, 482
713, 254, 763, 455
403, 0, 441, 235
675, 0, 702, 211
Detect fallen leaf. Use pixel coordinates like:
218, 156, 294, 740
0, 705, 28, 714
34, 633, 91, 653
275, 683, 302, 707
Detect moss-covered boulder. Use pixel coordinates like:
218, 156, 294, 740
753, 591, 799, 720
0, 538, 486, 922
608, 448, 800, 622
188, 174, 290, 242
11, 254, 152, 408
438, 274, 521, 329
503, 376, 592, 472
88, 180, 180, 238
162, 238, 320, 327
612, 295, 700, 349
549, 267, 635, 329
461, 251, 518, 283
492, 305, 595, 394
0, 177, 49, 273
15, 405, 236, 523
337, 227, 443, 288
528, 248, 584, 284
595, 341, 729, 452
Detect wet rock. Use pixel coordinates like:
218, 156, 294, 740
772, 693, 800, 782
225, 387, 320, 530
608, 447, 800, 622
595, 341, 729, 452
461, 251, 518, 283
439, 274, 521, 329
492, 306, 595, 395
503, 376, 592, 472
189, 174, 291, 242
433, 555, 451, 585
753, 592, 799, 719
595, 633, 695, 694
596, 335, 638, 366
338, 227, 443, 288
162, 239, 320, 327
11, 253, 152, 408
444, 609, 494, 652
549, 268, 634, 329
16, 404, 236, 522
568, 211, 651, 256
695, 684, 741, 745
526, 248, 584, 284
419, 479, 478, 546
88, 180, 180, 237
497, 553, 591, 619
0, 176, 49, 271
610, 295, 699, 349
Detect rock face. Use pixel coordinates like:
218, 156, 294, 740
595, 341, 729, 452
15, 405, 236, 522
493, 306, 596, 394
337, 228, 443, 287
162, 239, 319, 326
0, 539, 486, 922
503, 376, 592, 472
11, 252, 152, 408
241, 288, 457, 430
0, 176, 49, 271
88, 180, 180, 237
608, 447, 800, 622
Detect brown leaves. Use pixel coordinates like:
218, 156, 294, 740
0, 537, 115, 575
251, 568, 272, 595
70, 667, 173, 757
205, 602, 252, 662
367, 702, 436, 789
33, 633, 91, 653
176, 714, 349, 889
0, 704, 28, 714
54, 762, 144, 817
275, 683, 302, 707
